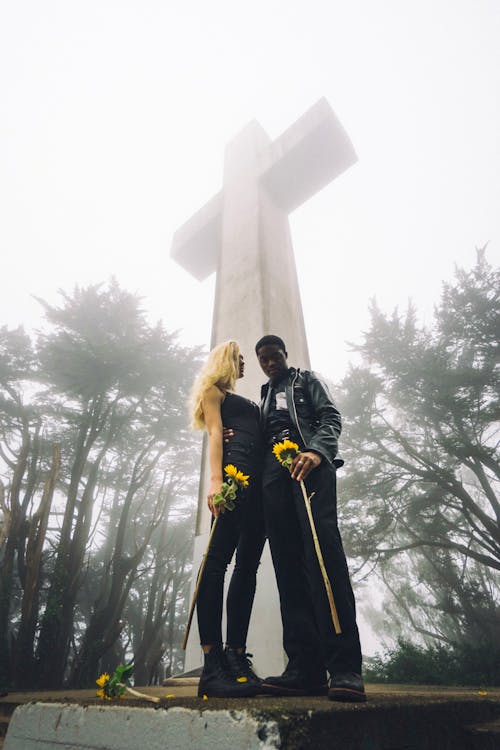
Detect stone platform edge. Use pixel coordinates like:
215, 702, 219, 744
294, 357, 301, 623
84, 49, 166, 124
4, 692, 500, 750
5, 702, 282, 750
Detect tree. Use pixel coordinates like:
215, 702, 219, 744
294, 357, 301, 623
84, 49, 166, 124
0, 281, 202, 688
0, 325, 55, 687
127, 511, 194, 686
338, 249, 500, 646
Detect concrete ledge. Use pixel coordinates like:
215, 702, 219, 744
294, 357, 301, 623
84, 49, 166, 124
3, 687, 500, 750
4, 702, 281, 750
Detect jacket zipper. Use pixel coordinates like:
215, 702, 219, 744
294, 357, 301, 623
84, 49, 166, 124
290, 370, 307, 447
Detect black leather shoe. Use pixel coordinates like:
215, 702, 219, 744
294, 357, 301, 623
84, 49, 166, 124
261, 666, 328, 696
328, 672, 367, 702
198, 647, 259, 698
225, 648, 261, 687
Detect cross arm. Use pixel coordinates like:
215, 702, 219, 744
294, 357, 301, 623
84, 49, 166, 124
170, 191, 222, 281
259, 97, 357, 214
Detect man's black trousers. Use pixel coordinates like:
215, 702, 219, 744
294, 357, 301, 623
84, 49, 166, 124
263, 462, 363, 676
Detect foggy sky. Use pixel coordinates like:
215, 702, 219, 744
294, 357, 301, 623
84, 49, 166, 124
1, 0, 499, 381
1, 0, 499, 653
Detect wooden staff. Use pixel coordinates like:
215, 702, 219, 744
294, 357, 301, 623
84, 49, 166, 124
182, 516, 219, 650
299, 479, 342, 634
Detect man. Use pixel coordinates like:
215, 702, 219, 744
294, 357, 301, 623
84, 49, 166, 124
255, 334, 365, 702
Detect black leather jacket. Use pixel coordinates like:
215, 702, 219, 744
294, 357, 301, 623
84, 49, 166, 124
260, 368, 344, 468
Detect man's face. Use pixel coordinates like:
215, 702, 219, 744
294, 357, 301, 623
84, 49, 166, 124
256, 344, 288, 384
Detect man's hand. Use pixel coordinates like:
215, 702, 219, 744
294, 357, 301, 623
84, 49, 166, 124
222, 427, 234, 443
291, 451, 322, 482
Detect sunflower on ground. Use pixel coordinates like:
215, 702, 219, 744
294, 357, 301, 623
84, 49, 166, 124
95, 664, 132, 700
95, 664, 160, 703
96, 673, 112, 701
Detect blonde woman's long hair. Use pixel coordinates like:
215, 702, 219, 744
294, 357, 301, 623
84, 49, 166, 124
190, 340, 241, 430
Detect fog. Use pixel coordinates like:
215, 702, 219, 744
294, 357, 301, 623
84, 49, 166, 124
1, 0, 499, 658
1, 1, 499, 379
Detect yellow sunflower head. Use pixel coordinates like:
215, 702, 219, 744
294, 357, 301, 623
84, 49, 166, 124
224, 464, 250, 487
96, 673, 110, 688
235, 470, 250, 487
273, 439, 299, 466
224, 464, 238, 479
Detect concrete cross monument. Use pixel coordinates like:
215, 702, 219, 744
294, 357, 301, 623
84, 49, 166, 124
171, 97, 357, 676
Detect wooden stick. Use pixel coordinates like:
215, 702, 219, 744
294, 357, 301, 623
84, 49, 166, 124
299, 479, 342, 634
182, 515, 219, 650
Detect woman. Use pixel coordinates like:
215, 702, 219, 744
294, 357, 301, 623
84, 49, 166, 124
190, 340, 265, 698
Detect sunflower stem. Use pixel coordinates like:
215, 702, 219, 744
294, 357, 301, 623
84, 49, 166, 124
182, 515, 220, 650
125, 686, 161, 703
299, 478, 342, 634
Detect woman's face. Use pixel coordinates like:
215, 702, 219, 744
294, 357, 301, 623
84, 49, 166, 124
238, 353, 245, 378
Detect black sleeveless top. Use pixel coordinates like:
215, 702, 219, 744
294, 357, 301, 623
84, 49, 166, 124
221, 392, 262, 477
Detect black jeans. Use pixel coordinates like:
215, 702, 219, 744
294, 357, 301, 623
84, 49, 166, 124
263, 462, 362, 675
196, 485, 266, 648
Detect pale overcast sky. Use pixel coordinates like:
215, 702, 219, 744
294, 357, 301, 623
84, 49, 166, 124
1, 1, 499, 655
1, 0, 499, 384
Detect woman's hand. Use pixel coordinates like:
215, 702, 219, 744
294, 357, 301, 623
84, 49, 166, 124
207, 477, 224, 518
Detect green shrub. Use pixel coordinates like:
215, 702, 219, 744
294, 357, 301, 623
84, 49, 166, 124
364, 639, 500, 686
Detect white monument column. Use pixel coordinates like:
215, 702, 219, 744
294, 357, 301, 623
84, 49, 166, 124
171, 97, 357, 676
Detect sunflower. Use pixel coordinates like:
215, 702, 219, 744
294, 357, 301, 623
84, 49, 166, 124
273, 439, 300, 468
96, 688, 112, 700
96, 673, 115, 700
212, 464, 250, 511
224, 464, 250, 487
95, 664, 159, 703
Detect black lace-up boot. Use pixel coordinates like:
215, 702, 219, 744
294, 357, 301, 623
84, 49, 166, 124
261, 659, 328, 696
224, 648, 261, 687
197, 646, 259, 698
328, 672, 366, 702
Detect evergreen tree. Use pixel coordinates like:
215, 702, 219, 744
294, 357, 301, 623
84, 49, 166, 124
0, 281, 202, 688
339, 250, 499, 647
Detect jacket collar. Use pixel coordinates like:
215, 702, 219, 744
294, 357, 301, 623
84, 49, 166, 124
260, 367, 296, 402
261, 367, 295, 390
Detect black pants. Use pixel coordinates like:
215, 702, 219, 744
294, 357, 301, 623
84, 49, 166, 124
263, 462, 362, 675
196, 485, 266, 648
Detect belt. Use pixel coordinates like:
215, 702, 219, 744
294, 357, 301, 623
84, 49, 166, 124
266, 428, 298, 445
